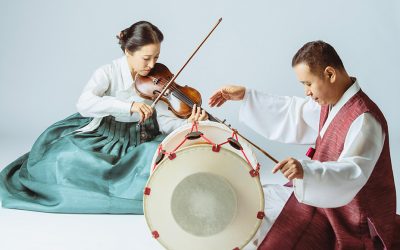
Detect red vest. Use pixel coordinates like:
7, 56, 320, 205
258, 90, 399, 249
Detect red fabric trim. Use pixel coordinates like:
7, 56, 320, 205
144, 187, 151, 195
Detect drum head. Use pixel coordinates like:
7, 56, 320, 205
144, 144, 264, 250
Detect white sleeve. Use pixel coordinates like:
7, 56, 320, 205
293, 113, 385, 208
155, 101, 187, 134
76, 66, 132, 118
239, 88, 320, 144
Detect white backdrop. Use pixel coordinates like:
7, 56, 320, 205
0, 0, 399, 245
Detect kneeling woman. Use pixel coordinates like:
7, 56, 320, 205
0, 21, 207, 214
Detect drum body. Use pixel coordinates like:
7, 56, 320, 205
144, 121, 264, 250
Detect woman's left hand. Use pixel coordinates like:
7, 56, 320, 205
187, 104, 208, 123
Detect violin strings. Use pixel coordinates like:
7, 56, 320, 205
153, 79, 197, 108
172, 90, 195, 107
170, 87, 195, 106
151, 78, 216, 120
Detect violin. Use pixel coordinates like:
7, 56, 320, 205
134, 63, 202, 119
134, 18, 279, 163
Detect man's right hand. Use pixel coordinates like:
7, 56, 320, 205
208, 85, 246, 107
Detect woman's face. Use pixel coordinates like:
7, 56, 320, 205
125, 43, 161, 77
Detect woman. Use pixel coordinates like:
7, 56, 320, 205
0, 21, 207, 214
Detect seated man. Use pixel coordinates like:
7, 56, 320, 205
209, 40, 400, 249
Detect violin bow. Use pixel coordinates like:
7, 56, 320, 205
150, 17, 279, 164
150, 18, 222, 109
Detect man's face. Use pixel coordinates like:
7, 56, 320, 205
293, 63, 335, 105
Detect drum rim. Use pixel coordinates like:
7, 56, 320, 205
144, 144, 265, 250
150, 120, 259, 172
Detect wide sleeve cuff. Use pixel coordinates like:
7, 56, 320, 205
293, 160, 309, 203
238, 88, 251, 122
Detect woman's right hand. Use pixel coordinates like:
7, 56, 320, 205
130, 102, 154, 123
208, 85, 246, 107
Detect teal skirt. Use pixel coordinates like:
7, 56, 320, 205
0, 113, 165, 214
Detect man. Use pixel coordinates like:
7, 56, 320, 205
209, 41, 399, 249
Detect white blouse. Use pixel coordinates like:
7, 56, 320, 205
75, 56, 187, 134
239, 81, 385, 208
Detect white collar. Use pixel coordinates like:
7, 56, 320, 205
120, 55, 135, 90
330, 78, 360, 113
320, 78, 361, 137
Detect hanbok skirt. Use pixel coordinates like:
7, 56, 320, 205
0, 113, 165, 214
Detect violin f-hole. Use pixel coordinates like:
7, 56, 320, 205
153, 90, 169, 97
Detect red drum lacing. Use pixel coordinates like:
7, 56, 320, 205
152, 122, 261, 177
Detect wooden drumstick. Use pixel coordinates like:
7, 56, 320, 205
205, 112, 279, 163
